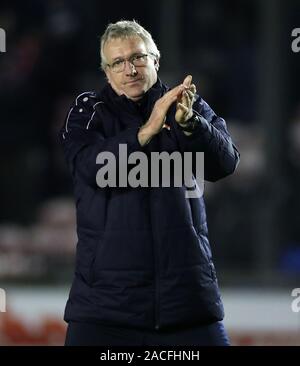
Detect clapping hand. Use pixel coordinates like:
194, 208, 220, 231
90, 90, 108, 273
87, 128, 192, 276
175, 75, 197, 125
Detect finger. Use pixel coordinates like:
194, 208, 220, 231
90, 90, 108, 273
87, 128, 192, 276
186, 90, 194, 100
175, 84, 186, 97
177, 103, 189, 114
163, 84, 185, 102
183, 75, 192, 88
171, 84, 185, 96
183, 91, 192, 109
187, 90, 196, 106
189, 84, 196, 94
161, 86, 185, 110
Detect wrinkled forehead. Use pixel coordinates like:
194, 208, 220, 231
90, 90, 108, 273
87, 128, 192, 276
103, 36, 147, 61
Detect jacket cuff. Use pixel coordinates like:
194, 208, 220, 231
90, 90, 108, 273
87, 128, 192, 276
126, 126, 146, 153
176, 110, 212, 142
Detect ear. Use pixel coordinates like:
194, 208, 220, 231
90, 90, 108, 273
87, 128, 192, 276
154, 58, 160, 71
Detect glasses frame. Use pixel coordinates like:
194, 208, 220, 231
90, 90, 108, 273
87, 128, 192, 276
106, 53, 154, 73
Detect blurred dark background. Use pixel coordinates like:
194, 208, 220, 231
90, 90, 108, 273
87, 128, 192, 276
0, 0, 300, 287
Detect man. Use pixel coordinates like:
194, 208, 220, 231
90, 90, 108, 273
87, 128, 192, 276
60, 20, 240, 346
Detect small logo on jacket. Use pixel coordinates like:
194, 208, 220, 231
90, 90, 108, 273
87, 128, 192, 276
0, 28, 6, 52
0, 288, 6, 312
291, 28, 300, 53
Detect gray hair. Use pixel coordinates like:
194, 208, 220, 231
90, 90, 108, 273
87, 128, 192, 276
100, 20, 161, 70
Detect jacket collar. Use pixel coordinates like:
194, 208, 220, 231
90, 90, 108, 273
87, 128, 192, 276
98, 78, 168, 119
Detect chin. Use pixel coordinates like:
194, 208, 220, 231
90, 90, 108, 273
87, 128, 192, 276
129, 94, 144, 101
126, 88, 146, 100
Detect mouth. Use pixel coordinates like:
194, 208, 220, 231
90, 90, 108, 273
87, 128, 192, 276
125, 79, 143, 85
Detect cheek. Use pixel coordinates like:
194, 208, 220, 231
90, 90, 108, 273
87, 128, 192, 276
106, 71, 114, 84
107, 73, 122, 87
146, 66, 157, 83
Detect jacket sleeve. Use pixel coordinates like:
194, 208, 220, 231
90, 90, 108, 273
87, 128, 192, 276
174, 97, 240, 182
60, 92, 143, 187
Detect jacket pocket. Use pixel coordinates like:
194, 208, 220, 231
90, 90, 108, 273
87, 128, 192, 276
193, 226, 217, 281
191, 226, 210, 263
75, 228, 103, 286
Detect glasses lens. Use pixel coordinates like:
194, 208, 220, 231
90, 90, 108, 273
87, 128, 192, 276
111, 60, 125, 73
110, 54, 148, 73
132, 54, 148, 66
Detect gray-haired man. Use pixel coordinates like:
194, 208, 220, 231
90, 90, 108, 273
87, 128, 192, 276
61, 20, 239, 346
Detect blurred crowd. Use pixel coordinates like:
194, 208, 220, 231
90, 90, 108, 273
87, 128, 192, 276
0, 0, 299, 285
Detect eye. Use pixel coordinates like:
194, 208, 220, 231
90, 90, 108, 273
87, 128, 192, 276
134, 54, 145, 61
113, 59, 123, 67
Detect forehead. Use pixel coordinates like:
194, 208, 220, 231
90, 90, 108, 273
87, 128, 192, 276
104, 36, 147, 61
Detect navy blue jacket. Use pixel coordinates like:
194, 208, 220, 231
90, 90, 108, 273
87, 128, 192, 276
60, 79, 240, 331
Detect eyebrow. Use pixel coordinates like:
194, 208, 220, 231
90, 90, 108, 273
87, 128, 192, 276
111, 51, 145, 62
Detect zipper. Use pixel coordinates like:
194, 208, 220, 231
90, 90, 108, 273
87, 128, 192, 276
148, 188, 160, 330
140, 109, 161, 330
153, 227, 160, 330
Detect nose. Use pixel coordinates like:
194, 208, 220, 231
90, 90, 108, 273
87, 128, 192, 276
125, 60, 138, 76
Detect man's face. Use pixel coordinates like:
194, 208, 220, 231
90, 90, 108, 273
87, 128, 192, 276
103, 36, 158, 101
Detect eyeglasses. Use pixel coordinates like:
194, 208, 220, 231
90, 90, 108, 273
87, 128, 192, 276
106, 53, 150, 73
